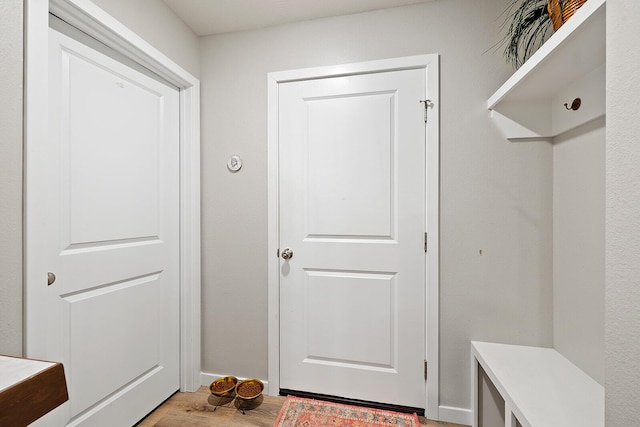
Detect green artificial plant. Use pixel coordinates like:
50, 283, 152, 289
500, 0, 554, 68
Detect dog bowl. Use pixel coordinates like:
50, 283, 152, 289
235, 378, 263, 400
209, 376, 238, 397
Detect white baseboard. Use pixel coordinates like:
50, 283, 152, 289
200, 372, 271, 395
438, 405, 472, 426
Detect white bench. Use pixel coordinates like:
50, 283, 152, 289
471, 341, 604, 427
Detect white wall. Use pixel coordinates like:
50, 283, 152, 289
0, 0, 24, 357
553, 117, 605, 385
199, 0, 554, 414
0, 0, 199, 356
606, 0, 640, 424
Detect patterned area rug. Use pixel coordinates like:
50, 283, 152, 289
273, 396, 420, 427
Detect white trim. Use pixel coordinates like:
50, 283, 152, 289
267, 54, 440, 418
200, 372, 271, 395
471, 348, 479, 427
178, 83, 202, 393
267, 72, 281, 398
438, 405, 473, 426
24, 0, 201, 392
424, 54, 440, 421
48, 0, 194, 88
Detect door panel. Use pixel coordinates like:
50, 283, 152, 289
65, 48, 162, 244
306, 92, 394, 238
67, 274, 162, 415
27, 27, 180, 426
305, 270, 396, 369
279, 69, 426, 408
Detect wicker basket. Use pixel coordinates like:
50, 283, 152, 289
547, 0, 588, 31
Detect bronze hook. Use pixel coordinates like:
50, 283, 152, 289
564, 98, 581, 111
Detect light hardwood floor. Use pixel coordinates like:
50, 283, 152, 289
137, 387, 469, 427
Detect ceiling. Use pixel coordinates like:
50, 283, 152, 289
162, 0, 434, 36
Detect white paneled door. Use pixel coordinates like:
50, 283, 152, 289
278, 68, 427, 409
27, 28, 180, 426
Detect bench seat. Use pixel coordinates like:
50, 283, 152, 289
471, 341, 603, 427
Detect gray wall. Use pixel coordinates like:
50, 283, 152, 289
606, 0, 640, 424
553, 117, 605, 385
478, 367, 504, 427
0, 0, 199, 356
90, 0, 200, 78
199, 0, 554, 412
0, 0, 24, 357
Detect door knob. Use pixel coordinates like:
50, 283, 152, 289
47, 272, 56, 286
281, 248, 294, 260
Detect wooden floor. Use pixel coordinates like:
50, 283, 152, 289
137, 386, 468, 427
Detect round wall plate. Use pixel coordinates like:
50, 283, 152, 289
227, 155, 242, 172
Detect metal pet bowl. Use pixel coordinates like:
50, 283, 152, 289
235, 378, 264, 400
209, 376, 238, 397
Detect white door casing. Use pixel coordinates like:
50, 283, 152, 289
24, 0, 201, 423
267, 55, 440, 416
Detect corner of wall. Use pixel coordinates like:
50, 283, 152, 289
0, 0, 24, 357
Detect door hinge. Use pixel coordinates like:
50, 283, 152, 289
419, 99, 432, 124
424, 360, 428, 381
424, 232, 428, 253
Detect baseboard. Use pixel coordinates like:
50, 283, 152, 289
200, 372, 270, 395
438, 405, 472, 426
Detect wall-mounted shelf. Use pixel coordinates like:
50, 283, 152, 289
488, 0, 605, 141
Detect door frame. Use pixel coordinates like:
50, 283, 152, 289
267, 55, 440, 419
24, 0, 201, 392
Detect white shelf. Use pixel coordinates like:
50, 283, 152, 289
471, 342, 604, 427
488, 0, 606, 141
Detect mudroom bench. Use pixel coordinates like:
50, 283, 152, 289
471, 341, 603, 427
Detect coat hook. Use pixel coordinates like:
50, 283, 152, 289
564, 98, 581, 111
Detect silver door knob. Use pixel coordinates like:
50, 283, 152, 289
47, 272, 56, 286
281, 248, 293, 260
